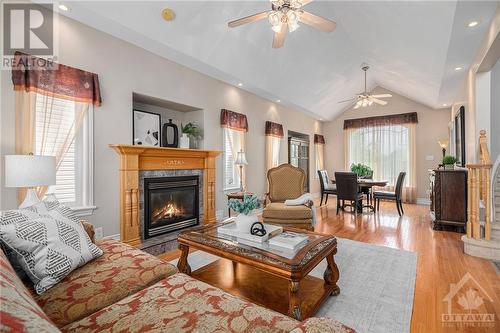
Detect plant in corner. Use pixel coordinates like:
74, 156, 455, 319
442, 155, 457, 170
350, 163, 373, 178
229, 195, 261, 234
179, 122, 202, 149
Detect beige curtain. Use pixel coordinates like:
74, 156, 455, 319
344, 122, 417, 203
15, 91, 90, 200
266, 136, 281, 171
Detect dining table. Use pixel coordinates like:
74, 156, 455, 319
331, 178, 388, 212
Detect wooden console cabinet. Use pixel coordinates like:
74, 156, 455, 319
429, 169, 467, 232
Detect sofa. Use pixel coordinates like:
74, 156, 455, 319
0, 225, 353, 333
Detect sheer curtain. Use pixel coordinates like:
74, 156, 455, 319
314, 134, 325, 174
265, 121, 284, 172
344, 122, 417, 203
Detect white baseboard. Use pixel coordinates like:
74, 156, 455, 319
416, 198, 431, 205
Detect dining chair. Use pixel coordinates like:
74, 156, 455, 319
317, 170, 337, 206
373, 172, 406, 216
334, 172, 363, 215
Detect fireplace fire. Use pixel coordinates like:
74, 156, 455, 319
144, 176, 199, 239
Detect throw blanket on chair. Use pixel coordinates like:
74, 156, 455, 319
284, 193, 317, 226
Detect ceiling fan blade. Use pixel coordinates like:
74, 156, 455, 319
338, 98, 356, 103
369, 96, 388, 106
228, 11, 270, 28
298, 11, 336, 32
371, 94, 392, 98
299, 0, 314, 7
272, 23, 287, 48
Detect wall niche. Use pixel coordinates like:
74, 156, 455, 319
132, 92, 204, 149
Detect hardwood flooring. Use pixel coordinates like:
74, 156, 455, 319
159, 200, 500, 332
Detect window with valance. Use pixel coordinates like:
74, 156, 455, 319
220, 109, 248, 190
344, 112, 417, 202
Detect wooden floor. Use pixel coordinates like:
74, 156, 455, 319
159, 200, 500, 333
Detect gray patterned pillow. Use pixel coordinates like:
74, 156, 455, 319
0, 214, 103, 294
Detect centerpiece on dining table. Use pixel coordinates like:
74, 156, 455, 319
350, 163, 373, 179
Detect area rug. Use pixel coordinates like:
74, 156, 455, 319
170, 238, 417, 333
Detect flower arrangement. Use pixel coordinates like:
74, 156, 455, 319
350, 163, 373, 178
228, 195, 260, 216
181, 122, 202, 139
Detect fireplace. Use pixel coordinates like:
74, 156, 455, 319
144, 176, 199, 239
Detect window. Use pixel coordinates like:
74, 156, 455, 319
223, 128, 245, 190
34, 93, 94, 212
347, 124, 410, 187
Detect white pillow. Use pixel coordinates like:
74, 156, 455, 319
0, 213, 103, 294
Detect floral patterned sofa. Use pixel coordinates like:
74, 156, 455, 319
1, 232, 353, 332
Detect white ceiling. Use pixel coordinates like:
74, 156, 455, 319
61, 1, 498, 120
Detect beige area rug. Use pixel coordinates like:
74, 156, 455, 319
170, 238, 417, 333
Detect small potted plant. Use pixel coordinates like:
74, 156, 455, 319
228, 195, 261, 234
180, 122, 202, 149
442, 155, 457, 170
350, 163, 373, 179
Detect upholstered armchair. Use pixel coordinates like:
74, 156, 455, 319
262, 164, 314, 230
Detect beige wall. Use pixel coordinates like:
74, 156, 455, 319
323, 86, 451, 201
0, 15, 322, 237
452, 5, 500, 164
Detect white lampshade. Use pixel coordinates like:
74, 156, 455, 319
234, 150, 248, 166
5, 155, 56, 188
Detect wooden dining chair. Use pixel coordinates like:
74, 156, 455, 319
318, 170, 337, 206
334, 172, 363, 215
373, 172, 406, 216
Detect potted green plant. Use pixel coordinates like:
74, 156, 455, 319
228, 195, 261, 233
180, 122, 202, 149
442, 155, 457, 170
350, 163, 373, 179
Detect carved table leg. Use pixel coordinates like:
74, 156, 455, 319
324, 250, 340, 296
177, 244, 191, 275
288, 280, 302, 320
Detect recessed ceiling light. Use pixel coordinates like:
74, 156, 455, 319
276, 99, 281, 103
58, 4, 69, 11
237, 83, 243, 87
454, 66, 463, 71
467, 21, 479, 28
442, 104, 448, 107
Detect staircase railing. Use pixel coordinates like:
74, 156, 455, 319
466, 130, 492, 240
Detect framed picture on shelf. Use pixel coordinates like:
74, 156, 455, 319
455, 106, 466, 167
133, 110, 161, 147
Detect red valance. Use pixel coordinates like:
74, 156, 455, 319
12, 52, 102, 106
314, 134, 325, 144
344, 112, 418, 130
220, 109, 248, 132
265, 121, 284, 138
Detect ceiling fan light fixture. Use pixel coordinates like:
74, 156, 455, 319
272, 24, 283, 33
268, 12, 281, 26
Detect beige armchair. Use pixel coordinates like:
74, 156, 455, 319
263, 164, 314, 230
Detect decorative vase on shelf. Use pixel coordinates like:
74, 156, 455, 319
179, 133, 190, 149
235, 213, 258, 234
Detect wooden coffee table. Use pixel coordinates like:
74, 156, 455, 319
176, 219, 340, 320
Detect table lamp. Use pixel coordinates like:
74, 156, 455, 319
5, 155, 56, 209
234, 150, 248, 192
438, 139, 449, 159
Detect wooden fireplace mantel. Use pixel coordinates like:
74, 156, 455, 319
110, 144, 222, 246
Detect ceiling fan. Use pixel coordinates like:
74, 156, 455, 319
338, 65, 392, 109
228, 0, 336, 48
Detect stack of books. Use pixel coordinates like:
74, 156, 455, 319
218, 223, 283, 243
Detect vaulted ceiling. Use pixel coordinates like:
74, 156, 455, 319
62, 1, 498, 120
